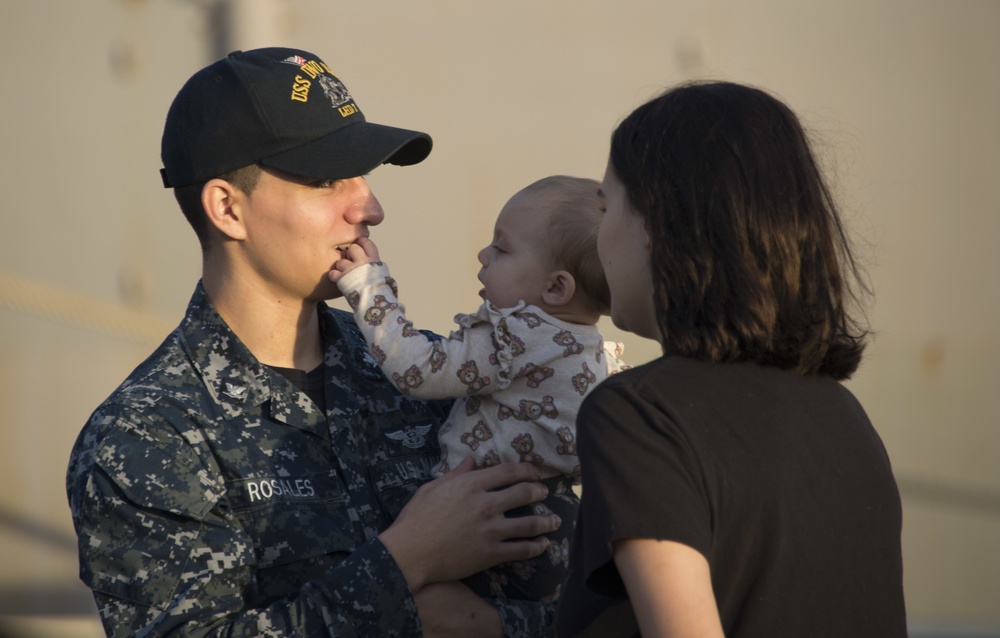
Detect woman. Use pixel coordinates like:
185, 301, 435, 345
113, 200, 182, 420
555, 82, 906, 637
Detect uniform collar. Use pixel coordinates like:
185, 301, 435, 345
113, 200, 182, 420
178, 283, 273, 421
176, 283, 388, 430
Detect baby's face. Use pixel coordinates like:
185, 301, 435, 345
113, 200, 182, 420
476, 192, 555, 310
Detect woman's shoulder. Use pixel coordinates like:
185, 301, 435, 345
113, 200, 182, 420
585, 356, 846, 424
592, 354, 701, 391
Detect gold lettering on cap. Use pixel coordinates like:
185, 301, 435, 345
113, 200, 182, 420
299, 60, 327, 80
291, 75, 311, 102
338, 104, 358, 117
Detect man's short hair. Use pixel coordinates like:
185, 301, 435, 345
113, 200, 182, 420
174, 164, 262, 250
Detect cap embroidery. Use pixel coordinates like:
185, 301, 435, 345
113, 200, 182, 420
282, 55, 356, 115
318, 74, 355, 112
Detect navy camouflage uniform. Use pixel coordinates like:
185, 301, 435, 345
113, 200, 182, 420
67, 283, 554, 636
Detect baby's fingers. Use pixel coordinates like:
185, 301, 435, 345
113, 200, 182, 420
342, 242, 370, 262
328, 262, 350, 283
353, 236, 381, 261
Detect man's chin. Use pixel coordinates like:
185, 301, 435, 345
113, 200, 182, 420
310, 279, 344, 302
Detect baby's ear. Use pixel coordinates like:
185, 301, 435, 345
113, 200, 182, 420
541, 270, 576, 307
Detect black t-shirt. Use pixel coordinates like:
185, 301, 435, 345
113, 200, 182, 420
268, 363, 326, 413
556, 355, 907, 637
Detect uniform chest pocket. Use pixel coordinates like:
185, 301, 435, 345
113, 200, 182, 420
369, 451, 439, 520
228, 472, 356, 569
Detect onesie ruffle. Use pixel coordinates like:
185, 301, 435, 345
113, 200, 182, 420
453, 300, 530, 392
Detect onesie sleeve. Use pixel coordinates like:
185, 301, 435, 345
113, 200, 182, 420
602, 339, 630, 375
574, 375, 713, 599
336, 262, 517, 399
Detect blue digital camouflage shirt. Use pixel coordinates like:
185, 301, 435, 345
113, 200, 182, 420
66, 283, 554, 637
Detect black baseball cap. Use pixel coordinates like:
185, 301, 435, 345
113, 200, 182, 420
160, 47, 432, 188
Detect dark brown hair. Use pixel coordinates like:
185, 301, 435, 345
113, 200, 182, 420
610, 81, 869, 379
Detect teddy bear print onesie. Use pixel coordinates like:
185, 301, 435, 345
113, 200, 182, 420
337, 261, 627, 603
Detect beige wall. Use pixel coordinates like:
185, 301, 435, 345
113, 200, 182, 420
1, 0, 997, 634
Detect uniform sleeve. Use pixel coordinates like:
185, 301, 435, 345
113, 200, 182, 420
491, 598, 556, 637
337, 261, 512, 399
575, 377, 713, 599
67, 407, 421, 637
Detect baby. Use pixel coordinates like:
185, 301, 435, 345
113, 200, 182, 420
329, 175, 627, 602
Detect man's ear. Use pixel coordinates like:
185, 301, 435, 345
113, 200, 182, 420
201, 178, 248, 241
541, 270, 577, 307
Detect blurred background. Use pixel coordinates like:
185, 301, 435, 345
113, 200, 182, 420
1, 0, 998, 636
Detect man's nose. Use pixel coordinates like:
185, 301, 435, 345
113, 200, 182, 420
344, 177, 384, 226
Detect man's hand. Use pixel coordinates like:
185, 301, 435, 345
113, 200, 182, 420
379, 457, 562, 593
328, 236, 380, 285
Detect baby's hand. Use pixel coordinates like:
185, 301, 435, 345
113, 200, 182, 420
329, 236, 381, 285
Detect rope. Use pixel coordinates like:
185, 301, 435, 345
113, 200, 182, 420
0, 271, 175, 346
